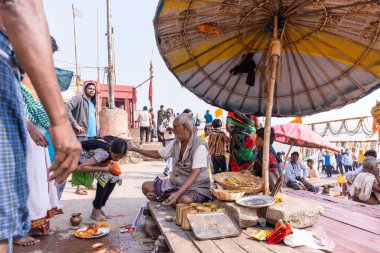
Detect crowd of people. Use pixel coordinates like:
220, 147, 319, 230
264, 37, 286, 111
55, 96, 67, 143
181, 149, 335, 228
0, 3, 379, 252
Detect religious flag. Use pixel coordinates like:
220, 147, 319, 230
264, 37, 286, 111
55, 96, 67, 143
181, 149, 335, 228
215, 108, 223, 118
148, 60, 153, 108
290, 117, 302, 124
72, 5, 83, 17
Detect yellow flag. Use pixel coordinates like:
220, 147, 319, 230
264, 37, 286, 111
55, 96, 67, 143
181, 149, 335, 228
195, 113, 199, 120
337, 173, 345, 183
290, 117, 302, 124
215, 108, 223, 118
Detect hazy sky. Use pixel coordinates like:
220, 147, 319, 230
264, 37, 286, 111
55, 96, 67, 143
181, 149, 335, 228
43, 0, 379, 125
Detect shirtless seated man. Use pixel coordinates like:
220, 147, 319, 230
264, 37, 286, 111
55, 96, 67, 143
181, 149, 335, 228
129, 114, 212, 206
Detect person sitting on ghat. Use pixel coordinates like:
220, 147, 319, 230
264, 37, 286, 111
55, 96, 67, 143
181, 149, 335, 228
307, 159, 320, 179
343, 150, 377, 194
129, 114, 212, 206
285, 152, 318, 192
349, 156, 380, 205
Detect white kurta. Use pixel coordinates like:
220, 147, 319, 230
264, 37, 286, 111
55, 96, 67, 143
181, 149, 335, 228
26, 132, 61, 221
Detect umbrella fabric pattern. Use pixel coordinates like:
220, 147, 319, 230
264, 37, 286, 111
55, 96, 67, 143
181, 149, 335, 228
154, 0, 380, 116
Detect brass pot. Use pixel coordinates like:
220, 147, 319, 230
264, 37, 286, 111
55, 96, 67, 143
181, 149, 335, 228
70, 213, 82, 226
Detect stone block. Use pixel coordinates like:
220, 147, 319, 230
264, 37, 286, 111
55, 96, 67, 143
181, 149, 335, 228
216, 200, 259, 228
261, 194, 324, 229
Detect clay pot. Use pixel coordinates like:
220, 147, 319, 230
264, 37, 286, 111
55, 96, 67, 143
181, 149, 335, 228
92, 243, 107, 253
70, 213, 82, 226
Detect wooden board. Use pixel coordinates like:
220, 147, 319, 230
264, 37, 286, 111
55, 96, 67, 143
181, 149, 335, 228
147, 201, 330, 253
165, 231, 201, 253
310, 216, 380, 253
212, 238, 248, 253
284, 190, 380, 235
283, 189, 380, 218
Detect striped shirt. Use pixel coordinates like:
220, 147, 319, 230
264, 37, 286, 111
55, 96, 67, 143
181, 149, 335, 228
208, 130, 229, 156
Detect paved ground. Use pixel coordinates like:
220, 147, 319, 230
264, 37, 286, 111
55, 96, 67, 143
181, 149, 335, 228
14, 160, 166, 253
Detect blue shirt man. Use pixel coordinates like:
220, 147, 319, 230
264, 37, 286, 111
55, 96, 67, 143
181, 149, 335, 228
204, 110, 213, 124
87, 100, 97, 137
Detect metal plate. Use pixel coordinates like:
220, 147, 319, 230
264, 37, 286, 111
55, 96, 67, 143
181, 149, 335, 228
235, 195, 275, 208
187, 212, 242, 240
74, 226, 110, 239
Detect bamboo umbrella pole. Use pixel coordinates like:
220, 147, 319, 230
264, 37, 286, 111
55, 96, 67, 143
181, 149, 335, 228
262, 16, 281, 195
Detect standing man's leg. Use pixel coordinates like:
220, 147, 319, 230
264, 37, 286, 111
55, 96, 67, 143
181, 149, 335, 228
0, 42, 29, 253
211, 156, 220, 174
338, 162, 344, 174
317, 160, 322, 172
157, 124, 162, 143
220, 156, 227, 173
139, 127, 144, 145
145, 127, 150, 143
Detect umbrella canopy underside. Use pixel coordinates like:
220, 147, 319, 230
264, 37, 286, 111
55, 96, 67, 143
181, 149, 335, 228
154, 0, 380, 116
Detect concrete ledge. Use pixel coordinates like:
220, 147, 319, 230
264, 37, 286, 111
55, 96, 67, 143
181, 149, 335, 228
262, 193, 324, 229
216, 200, 259, 228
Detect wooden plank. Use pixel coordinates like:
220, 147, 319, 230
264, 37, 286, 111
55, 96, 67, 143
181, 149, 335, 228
284, 189, 380, 219
309, 216, 380, 253
283, 191, 380, 235
187, 232, 224, 253
147, 202, 182, 233
212, 238, 248, 253
165, 231, 201, 253
230, 232, 274, 253
148, 202, 223, 253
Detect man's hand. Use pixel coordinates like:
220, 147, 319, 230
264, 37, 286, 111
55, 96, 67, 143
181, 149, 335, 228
74, 124, 86, 134
48, 122, 81, 186
27, 121, 48, 147
163, 122, 169, 127
163, 192, 181, 206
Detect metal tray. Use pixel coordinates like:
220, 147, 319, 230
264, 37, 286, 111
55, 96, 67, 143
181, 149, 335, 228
235, 195, 275, 208
187, 212, 242, 240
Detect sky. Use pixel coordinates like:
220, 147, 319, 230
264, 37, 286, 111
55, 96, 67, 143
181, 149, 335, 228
43, 0, 379, 125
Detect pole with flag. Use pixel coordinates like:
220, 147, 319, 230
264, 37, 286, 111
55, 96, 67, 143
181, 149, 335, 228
72, 4, 82, 95
148, 54, 153, 108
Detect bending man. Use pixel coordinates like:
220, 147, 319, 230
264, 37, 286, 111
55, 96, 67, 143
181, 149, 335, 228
129, 114, 212, 206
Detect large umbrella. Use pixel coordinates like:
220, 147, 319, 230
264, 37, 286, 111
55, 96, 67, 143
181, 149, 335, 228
273, 123, 339, 152
154, 0, 380, 193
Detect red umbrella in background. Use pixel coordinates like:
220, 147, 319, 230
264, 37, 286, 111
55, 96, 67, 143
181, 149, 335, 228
273, 123, 339, 152
270, 123, 339, 196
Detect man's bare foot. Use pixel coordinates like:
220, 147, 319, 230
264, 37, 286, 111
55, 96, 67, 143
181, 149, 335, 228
100, 209, 109, 219
91, 208, 106, 221
13, 236, 40, 246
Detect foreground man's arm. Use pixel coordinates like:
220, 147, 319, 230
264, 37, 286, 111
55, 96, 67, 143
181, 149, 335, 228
1, 0, 81, 185
129, 146, 161, 159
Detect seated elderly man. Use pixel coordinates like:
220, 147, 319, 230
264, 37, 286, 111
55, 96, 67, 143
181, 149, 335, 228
285, 152, 318, 193
129, 114, 212, 206
349, 156, 380, 205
